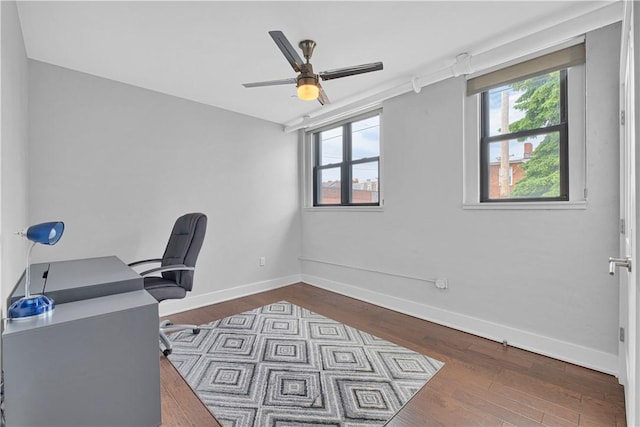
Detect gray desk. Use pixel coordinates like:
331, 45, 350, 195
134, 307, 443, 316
2, 256, 162, 427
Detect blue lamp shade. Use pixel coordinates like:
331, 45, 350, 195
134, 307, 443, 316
25, 221, 64, 245
8, 221, 64, 320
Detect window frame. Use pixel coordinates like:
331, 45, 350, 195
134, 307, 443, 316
312, 112, 381, 207
479, 69, 570, 203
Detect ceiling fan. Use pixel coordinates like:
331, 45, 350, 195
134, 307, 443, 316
242, 31, 383, 105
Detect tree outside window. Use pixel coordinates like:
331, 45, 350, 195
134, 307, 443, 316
481, 70, 568, 202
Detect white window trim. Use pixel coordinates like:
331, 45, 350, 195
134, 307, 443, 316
302, 110, 385, 211
462, 64, 587, 210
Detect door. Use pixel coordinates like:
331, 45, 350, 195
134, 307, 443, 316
616, 2, 639, 425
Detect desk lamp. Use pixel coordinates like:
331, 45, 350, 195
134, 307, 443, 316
8, 221, 64, 320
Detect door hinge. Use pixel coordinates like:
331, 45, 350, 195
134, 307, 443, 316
621, 110, 626, 126
621, 218, 626, 234
620, 327, 625, 342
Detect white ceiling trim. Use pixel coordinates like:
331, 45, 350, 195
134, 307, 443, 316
284, 1, 623, 133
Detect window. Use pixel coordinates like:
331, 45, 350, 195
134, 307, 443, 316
312, 113, 380, 206
465, 42, 585, 206
480, 70, 568, 202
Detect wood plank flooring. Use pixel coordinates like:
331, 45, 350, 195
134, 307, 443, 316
159, 283, 626, 426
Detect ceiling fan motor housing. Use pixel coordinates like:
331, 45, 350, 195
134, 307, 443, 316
297, 62, 318, 88
297, 75, 319, 88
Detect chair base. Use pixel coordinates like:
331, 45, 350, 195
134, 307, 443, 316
159, 319, 200, 356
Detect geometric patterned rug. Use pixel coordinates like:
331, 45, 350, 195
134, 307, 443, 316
167, 301, 444, 427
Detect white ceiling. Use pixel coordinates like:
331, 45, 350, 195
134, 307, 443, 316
16, 1, 615, 125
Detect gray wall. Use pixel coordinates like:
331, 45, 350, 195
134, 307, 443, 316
1, 1, 30, 309
301, 23, 621, 371
27, 61, 301, 307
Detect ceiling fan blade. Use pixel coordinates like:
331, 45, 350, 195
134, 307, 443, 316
317, 84, 331, 105
269, 30, 304, 73
319, 62, 384, 81
242, 77, 297, 88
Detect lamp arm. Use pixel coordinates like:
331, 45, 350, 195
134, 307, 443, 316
24, 241, 36, 298
139, 264, 194, 277
128, 258, 163, 267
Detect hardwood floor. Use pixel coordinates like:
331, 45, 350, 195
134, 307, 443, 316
159, 283, 626, 426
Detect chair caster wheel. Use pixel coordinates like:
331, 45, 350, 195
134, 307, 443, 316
163, 348, 172, 357
193, 328, 200, 334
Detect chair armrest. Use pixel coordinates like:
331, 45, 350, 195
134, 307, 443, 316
128, 258, 162, 267
139, 264, 195, 277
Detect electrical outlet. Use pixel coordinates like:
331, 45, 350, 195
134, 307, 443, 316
259, 256, 266, 267
435, 278, 448, 289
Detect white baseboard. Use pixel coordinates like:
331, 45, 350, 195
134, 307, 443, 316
302, 274, 619, 376
158, 274, 302, 317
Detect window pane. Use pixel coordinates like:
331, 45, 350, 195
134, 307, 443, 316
487, 71, 561, 136
352, 116, 380, 161
318, 167, 341, 204
486, 132, 560, 199
351, 161, 379, 204
319, 127, 342, 165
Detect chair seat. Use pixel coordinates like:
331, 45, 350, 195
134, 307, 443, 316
144, 277, 187, 302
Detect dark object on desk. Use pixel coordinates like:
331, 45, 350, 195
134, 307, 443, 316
129, 212, 207, 356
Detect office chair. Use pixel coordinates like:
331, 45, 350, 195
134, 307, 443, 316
129, 212, 207, 356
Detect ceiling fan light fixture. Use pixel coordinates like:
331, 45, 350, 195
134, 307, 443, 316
297, 76, 319, 101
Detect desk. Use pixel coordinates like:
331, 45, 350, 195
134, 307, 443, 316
2, 256, 161, 427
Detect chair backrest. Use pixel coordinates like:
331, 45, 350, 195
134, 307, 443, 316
161, 213, 207, 291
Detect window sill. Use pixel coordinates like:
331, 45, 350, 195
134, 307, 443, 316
303, 206, 384, 212
462, 201, 587, 210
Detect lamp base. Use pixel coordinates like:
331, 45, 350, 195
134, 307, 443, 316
8, 295, 55, 320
